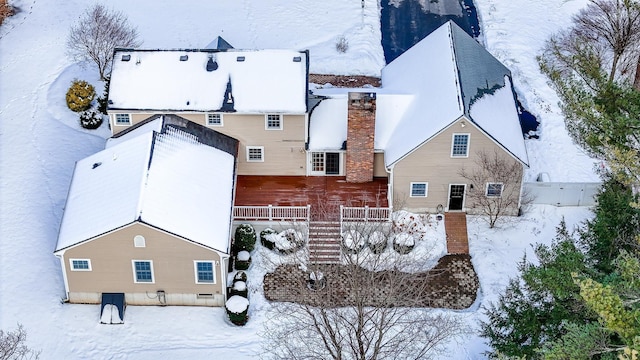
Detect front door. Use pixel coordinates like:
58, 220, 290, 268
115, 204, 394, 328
448, 184, 465, 211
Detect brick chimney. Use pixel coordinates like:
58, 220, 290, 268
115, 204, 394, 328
346, 92, 376, 183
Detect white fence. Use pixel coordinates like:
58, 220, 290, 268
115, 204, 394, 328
340, 205, 392, 222
524, 182, 601, 207
233, 205, 310, 222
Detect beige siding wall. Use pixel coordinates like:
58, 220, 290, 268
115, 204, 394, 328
61, 222, 226, 306
109, 111, 307, 176
393, 117, 523, 214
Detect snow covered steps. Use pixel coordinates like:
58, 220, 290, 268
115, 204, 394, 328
308, 221, 342, 264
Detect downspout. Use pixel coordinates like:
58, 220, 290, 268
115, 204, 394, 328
55, 251, 70, 302
386, 163, 394, 211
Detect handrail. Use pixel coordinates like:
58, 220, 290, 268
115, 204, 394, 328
233, 205, 310, 222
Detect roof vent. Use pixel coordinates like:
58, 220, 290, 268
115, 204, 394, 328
121, 55, 131, 61
179, 55, 188, 61
186, 100, 190, 106
293, 56, 302, 62
206, 56, 218, 71
92, 162, 102, 169
236, 56, 245, 62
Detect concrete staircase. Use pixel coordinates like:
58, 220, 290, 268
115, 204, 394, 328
308, 221, 342, 264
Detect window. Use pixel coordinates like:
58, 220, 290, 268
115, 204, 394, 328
70, 259, 91, 271
486, 183, 503, 197
246, 146, 264, 162
451, 134, 469, 157
312, 152, 325, 172
265, 114, 282, 130
206, 113, 223, 126
132, 260, 154, 283
194, 261, 215, 284
115, 113, 131, 126
410, 182, 428, 197
133, 235, 146, 248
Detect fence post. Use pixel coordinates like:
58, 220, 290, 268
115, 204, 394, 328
306, 204, 311, 223
364, 205, 369, 222
268, 204, 273, 221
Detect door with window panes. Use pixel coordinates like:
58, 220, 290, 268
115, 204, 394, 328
448, 184, 465, 211
310, 152, 340, 175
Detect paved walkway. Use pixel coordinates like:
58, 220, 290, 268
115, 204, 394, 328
444, 212, 469, 254
263, 254, 479, 309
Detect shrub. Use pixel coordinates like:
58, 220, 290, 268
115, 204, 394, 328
226, 295, 249, 326
229, 280, 248, 298
368, 230, 388, 254
260, 228, 277, 250
393, 233, 415, 254
96, 77, 110, 115
66, 79, 96, 112
234, 224, 256, 253
79, 108, 103, 129
233, 271, 247, 284
342, 229, 365, 254
235, 251, 252, 270
336, 35, 349, 53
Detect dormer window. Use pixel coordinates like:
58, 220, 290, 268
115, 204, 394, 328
265, 114, 282, 130
206, 113, 223, 126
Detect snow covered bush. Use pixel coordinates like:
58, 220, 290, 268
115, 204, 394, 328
308, 270, 326, 291
393, 233, 415, 254
233, 271, 247, 284
261, 228, 305, 254
260, 228, 277, 250
367, 230, 388, 254
65, 79, 95, 112
225, 295, 249, 326
79, 107, 103, 129
234, 250, 252, 271
335, 35, 349, 53
342, 229, 365, 254
229, 280, 248, 298
234, 224, 256, 253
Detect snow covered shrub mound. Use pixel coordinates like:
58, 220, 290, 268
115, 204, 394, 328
393, 233, 415, 254
233, 270, 247, 283
235, 250, 252, 270
225, 295, 249, 326
261, 228, 305, 254
229, 280, 248, 298
66, 79, 95, 112
234, 224, 256, 253
79, 108, 103, 129
342, 229, 365, 254
367, 230, 388, 254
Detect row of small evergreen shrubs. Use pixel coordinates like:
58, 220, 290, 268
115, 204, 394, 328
66, 79, 108, 129
226, 268, 250, 325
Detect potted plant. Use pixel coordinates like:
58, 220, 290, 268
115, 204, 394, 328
308, 271, 326, 291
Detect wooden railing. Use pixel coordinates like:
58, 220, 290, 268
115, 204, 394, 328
340, 205, 392, 223
233, 205, 310, 222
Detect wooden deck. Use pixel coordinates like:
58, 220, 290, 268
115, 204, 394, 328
235, 176, 389, 219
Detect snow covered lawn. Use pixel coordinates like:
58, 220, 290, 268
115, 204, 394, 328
0, 0, 597, 358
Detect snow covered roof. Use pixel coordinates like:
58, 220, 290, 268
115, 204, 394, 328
56, 125, 236, 253
109, 49, 308, 113
308, 21, 528, 167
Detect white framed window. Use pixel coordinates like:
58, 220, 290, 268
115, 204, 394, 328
133, 235, 146, 248
194, 261, 216, 284
132, 260, 154, 283
265, 114, 282, 130
486, 183, 504, 197
246, 146, 264, 162
451, 133, 470, 157
70, 259, 92, 271
114, 113, 131, 126
206, 113, 223, 126
410, 182, 428, 197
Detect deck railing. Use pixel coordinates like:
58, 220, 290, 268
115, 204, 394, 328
340, 205, 392, 223
233, 205, 310, 222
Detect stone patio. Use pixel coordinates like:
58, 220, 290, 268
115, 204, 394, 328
263, 254, 479, 310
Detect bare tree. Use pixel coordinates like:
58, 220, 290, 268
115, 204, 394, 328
66, 4, 141, 80
0, 325, 40, 360
260, 216, 472, 360
459, 150, 529, 228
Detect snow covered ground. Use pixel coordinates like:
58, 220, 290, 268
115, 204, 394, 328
0, 0, 597, 358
